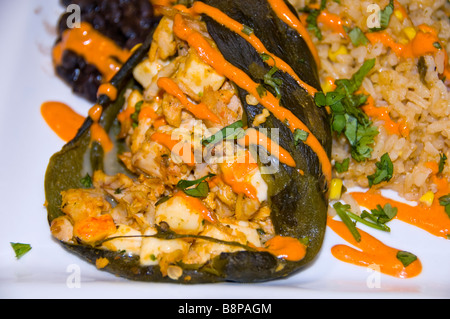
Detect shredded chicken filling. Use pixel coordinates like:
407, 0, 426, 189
51, 13, 277, 276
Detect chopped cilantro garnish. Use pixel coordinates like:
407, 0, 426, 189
345, 27, 369, 47
439, 153, 447, 174
315, 59, 378, 162
306, 10, 323, 40
369, 0, 394, 32
131, 100, 144, 128
396, 251, 418, 267
256, 84, 267, 98
242, 24, 254, 36
10, 242, 32, 259
177, 173, 216, 198
367, 152, 394, 187
438, 194, 450, 218
263, 66, 283, 99
201, 120, 245, 147
333, 202, 361, 242
433, 42, 442, 50
335, 158, 350, 173
357, 203, 397, 232
294, 129, 309, 145
305, 0, 327, 40
80, 173, 93, 188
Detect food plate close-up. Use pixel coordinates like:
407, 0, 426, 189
0, 0, 449, 299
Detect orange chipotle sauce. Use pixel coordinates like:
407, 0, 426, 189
237, 128, 296, 168
220, 150, 259, 201
157, 77, 221, 124
97, 83, 118, 101
260, 235, 307, 262
327, 216, 422, 278
87, 104, 114, 152
317, 10, 348, 38
53, 22, 131, 82
350, 178, 450, 239
366, 24, 443, 59
41, 101, 85, 142
362, 96, 409, 137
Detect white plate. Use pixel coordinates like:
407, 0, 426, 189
1, 0, 449, 299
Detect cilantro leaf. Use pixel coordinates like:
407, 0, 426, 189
335, 158, 350, 173
294, 129, 309, 145
333, 202, 361, 242
358, 203, 397, 232
201, 121, 245, 147
346, 27, 369, 47
10, 242, 32, 259
334, 58, 375, 96
305, 0, 327, 40
438, 194, 450, 218
264, 66, 283, 99
242, 24, 254, 36
439, 153, 447, 174
80, 173, 93, 188
130, 100, 144, 128
367, 153, 394, 187
396, 251, 418, 267
316, 59, 378, 162
177, 174, 216, 198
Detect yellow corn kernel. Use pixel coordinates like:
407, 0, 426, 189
403, 27, 417, 41
419, 191, 435, 207
328, 45, 348, 62
322, 77, 336, 93
394, 10, 404, 22
329, 178, 343, 201
398, 37, 409, 45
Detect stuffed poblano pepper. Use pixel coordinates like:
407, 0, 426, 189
45, 0, 331, 283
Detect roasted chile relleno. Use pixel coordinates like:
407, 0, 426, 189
45, 0, 331, 283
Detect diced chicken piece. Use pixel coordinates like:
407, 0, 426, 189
174, 49, 225, 98
183, 220, 261, 265
140, 227, 190, 266
132, 139, 190, 185
152, 16, 177, 60
93, 170, 165, 223
93, 171, 135, 196
102, 224, 142, 255
235, 194, 261, 221
50, 215, 74, 243
201, 85, 242, 127
60, 188, 111, 223
226, 220, 262, 247
155, 195, 205, 235
144, 56, 183, 100
210, 177, 238, 208
133, 58, 168, 90
161, 92, 183, 127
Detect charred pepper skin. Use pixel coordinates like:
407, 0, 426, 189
45, 0, 330, 283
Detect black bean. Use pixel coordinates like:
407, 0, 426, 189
54, 0, 160, 102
